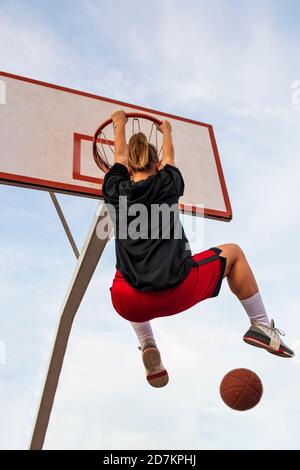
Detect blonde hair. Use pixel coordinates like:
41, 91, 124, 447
128, 132, 158, 172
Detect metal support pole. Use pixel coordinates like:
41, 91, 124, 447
49, 192, 80, 259
30, 202, 113, 450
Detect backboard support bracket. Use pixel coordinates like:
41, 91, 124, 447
49, 192, 80, 259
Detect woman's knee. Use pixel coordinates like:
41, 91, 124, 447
230, 243, 245, 258
216, 243, 245, 275
217, 243, 244, 258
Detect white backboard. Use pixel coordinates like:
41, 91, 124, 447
0, 71, 232, 220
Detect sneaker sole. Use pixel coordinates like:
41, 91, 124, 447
243, 336, 294, 358
142, 347, 169, 388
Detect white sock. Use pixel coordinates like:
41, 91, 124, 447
130, 321, 157, 350
240, 292, 271, 326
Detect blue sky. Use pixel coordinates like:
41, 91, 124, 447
1, 0, 300, 450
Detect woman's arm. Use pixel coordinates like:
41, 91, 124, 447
158, 120, 175, 168
112, 110, 128, 166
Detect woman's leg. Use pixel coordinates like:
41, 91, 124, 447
217, 243, 269, 325
130, 321, 169, 387
218, 243, 258, 300
217, 243, 294, 357
130, 321, 157, 349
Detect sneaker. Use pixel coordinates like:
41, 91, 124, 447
243, 320, 294, 358
138, 343, 169, 388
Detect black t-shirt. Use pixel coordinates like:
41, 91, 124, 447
102, 162, 195, 291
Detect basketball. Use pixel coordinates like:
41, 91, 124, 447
220, 368, 263, 411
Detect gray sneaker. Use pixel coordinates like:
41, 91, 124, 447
138, 343, 169, 388
243, 320, 294, 358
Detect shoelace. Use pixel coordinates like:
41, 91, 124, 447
252, 321, 285, 340
272, 327, 285, 338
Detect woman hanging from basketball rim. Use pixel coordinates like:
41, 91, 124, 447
102, 110, 294, 388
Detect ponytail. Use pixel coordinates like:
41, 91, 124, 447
128, 132, 158, 172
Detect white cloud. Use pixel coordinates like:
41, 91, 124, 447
0, 15, 59, 78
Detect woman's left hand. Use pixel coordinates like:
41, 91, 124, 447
111, 110, 128, 127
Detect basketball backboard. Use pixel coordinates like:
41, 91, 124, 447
0, 71, 232, 221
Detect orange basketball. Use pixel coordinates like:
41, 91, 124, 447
220, 368, 263, 411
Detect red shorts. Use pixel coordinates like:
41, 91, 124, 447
110, 247, 227, 323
